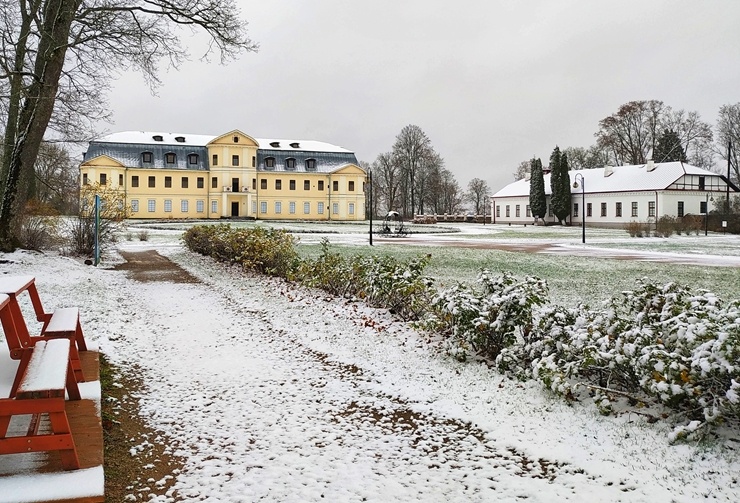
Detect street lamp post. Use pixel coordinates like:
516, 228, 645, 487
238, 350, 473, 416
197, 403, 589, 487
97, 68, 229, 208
368, 169, 373, 246
704, 193, 714, 236
573, 173, 586, 244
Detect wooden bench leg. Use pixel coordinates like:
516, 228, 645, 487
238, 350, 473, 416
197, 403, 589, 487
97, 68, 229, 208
75, 319, 88, 352
48, 409, 80, 470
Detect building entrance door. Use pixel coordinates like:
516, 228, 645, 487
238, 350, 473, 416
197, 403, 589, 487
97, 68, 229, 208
231, 202, 239, 217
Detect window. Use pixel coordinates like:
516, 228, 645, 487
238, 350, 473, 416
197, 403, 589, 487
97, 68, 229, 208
261, 179, 267, 190
332, 181, 339, 191
142, 152, 153, 163
700, 201, 708, 214
165, 153, 176, 164
233, 136, 239, 143
304, 202, 310, 214
305, 159, 316, 170
286, 158, 296, 170
349, 181, 355, 191
289, 180, 296, 190
600, 202, 607, 217
332, 203, 339, 215
165, 176, 172, 188
632, 202, 638, 217
573, 203, 579, 218
275, 179, 282, 190
131, 200, 139, 212
349, 202, 355, 215
496, 205, 500, 217
197, 177, 204, 189
587, 203, 592, 217
148, 176, 156, 188
515, 205, 520, 217
181, 177, 189, 189
188, 154, 199, 165
275, 202, 282, 214
119, 174, 124, 186
677, 201, 684, 218
164, 200, 172, 212
232, 155, 239, 166
148, 199, 156, 212
260, 201, 267, 214
211, 177, 218, 189
181, 200, 188, 212
252, 201, 256, 214
506, 205, 510, 217
648, 201, 656, 217
304, 180, 310, 190
265, 157, 275, 168
615, 202, 622, 218
211, 200, 218, 214
548, 205, 553, 217
100, 173, 107, 185
699, 176, 705, 190
252, 156, 256, 167
212, 154, 218, 166
196, 200, 204, 213
317, 202, 324, 214
132, 175, 139, 188
526, 205, 531, 217
290, 202, 296, 214
318, 180, 324, 191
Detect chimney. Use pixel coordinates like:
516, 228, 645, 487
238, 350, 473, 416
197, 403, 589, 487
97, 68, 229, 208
646, 159, 656, 172
604, 166, 614, 177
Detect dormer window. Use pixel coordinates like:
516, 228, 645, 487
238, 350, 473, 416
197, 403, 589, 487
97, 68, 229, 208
290, 142, 300, 148
285, 158, 296, 170
188, 154, 199, 165
233, 136, 239, 143
142, 152, 153, 163
152, 135, 163, 142
265, 157, 276, 169
175, 136, 185, 143
165, 152, 176, 165
305, 158, 316, 171
270, 141, 280, 148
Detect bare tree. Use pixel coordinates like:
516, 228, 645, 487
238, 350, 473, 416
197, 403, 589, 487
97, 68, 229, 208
512, 160, 529, 180
372, 152, 401, 215
33, 142, 79, 214
0, 0, 258, 250
392, 125, 434, 218
716, 103, 740, 184
437, 168, 463, 215
595, 100, 665, 165
466, 178, 490, 215
662, 109, 714, 168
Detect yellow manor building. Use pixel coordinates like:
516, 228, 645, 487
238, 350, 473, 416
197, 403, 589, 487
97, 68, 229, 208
79, 130, 367, 221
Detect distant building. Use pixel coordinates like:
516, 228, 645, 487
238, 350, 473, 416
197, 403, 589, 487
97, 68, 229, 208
490, 161, 739, 227
79, 130, 366, 220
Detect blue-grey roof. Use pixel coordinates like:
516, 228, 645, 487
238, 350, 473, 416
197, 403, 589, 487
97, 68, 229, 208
84, 141, 209, 171
256, 149, 359, 173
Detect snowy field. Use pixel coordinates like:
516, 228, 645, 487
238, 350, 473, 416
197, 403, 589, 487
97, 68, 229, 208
1, 222, 739, 502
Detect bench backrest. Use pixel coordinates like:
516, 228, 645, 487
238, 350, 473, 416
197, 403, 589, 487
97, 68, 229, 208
16, 339, 70, 400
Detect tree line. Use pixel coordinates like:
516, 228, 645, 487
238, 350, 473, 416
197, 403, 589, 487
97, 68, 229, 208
514, 100, 740, 185
367, 124, 490, 219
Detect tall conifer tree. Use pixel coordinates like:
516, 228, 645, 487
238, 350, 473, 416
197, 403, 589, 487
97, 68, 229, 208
550, 146, 572, 224
529, 157, 547, 221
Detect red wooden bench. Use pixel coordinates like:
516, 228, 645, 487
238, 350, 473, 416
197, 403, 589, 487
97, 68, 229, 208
0, 275, 87, 382
0, 335, 81, 470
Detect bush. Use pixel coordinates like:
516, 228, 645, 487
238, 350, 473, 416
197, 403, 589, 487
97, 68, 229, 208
655, 215, 676, 237
138, 230, 150, 241
183, 224, 298, 277
625, 220, 641, 237
68, 183, 129, 256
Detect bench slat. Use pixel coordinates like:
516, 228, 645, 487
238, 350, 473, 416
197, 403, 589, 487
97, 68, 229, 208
45, 307, 79, 334
16, 339, 70, 399
0, 275, 34, 295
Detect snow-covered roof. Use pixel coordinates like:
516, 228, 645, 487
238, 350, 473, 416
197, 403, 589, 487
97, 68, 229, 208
492, 162, 724, 198
94, 131, 353, 153
255, 138, 352, 154
96, 131, 216, 146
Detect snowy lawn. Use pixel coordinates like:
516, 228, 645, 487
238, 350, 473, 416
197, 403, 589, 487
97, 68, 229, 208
0, 222, 738, 502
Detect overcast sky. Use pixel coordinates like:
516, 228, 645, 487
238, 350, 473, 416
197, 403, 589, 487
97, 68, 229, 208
101, 0, 740, 194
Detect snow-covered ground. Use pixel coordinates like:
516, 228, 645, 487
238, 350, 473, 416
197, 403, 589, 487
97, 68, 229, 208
1, 224, 739, 502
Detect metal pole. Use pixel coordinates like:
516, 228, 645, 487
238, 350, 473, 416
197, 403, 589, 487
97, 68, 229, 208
581, 181, 586, 244
704, 193, 709, 236
94, 194, 101, 266
368, 169, 373, 246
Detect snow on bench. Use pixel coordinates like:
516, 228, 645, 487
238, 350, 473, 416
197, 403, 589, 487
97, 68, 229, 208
45, 307, 80, 336
16, 339, 71, 399
0, 275, 34, 294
